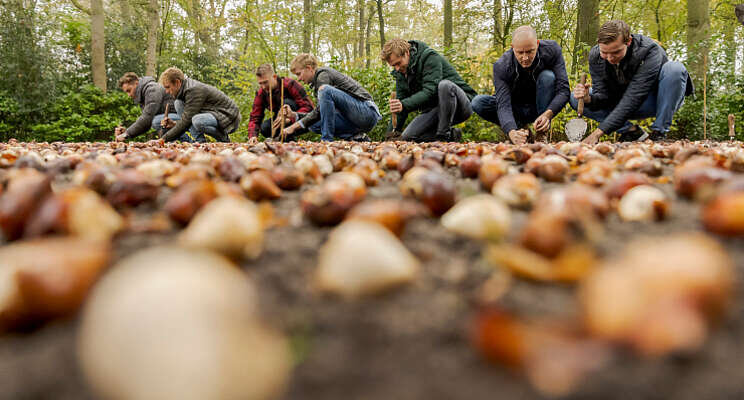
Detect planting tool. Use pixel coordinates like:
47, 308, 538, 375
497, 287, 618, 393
387, 91, 400, 140
729, 114, 736, 141
565, 72, 588, 142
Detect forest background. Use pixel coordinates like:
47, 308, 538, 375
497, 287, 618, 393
1, 0, 742, 142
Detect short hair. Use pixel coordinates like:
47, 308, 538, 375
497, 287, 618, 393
598, 20, 631, 44
381, 38, 411, 61
511, 26, 537, 42
118, 72, 139, 88
290, 54, 318, 72
255, 63, 274, 76
159, 67, 185, 85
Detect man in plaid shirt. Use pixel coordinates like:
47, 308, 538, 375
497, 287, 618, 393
247, 63, 314, 139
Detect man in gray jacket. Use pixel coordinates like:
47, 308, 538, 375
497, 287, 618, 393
159, 67, 241, 142
571, 20, 693, 144
281, 53, 381, 141
115, 72, 176, 141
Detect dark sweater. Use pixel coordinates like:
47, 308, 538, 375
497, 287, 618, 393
125, 77, 175, 139
298, 67, 375, 128
163, 77, 241, 142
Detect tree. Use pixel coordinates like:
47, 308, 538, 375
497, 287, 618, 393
687, 0, 710, 84
444, 0, 453, 48
146, 0, 159, 77
303, 0, 312, 52
70, 0, 107, 92
573, 0, 599, 75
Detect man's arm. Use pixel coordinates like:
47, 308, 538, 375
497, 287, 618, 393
298, 71, 332, 129
163, 87, 206, 141
400, 52, 443, 111
598, 46, 663, 134
246, 91, 265, 138
388, 78, 410, 132
492, 61, 519, 134
125, 84, 163, 139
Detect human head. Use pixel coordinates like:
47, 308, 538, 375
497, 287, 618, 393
511, 26, 539, 68
597, 20, 632, 65
381, 38, 411, 74
255, 63, 277, 92
290, 53, 318, 84
118, 72, 139, 100
159, 67, 185, 97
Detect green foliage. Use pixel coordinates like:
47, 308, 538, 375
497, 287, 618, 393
30, 86, 140, 142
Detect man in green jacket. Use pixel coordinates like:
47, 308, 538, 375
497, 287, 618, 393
382, 38, 477, 142
159, 67, 241, 142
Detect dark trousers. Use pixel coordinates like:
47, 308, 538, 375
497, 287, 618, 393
401, 80, 473, 142
260, 98, 304, 138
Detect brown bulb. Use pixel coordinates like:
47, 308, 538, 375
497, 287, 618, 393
460, 155, 482, 178
241, 170, 283, 202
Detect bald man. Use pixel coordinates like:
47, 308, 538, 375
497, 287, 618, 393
472, 26, 570, 144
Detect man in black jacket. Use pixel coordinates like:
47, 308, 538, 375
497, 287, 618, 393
571, 20, 694, 144
159, 67, 241, 143
472, 26, 570, 144
115, 72, 176, 141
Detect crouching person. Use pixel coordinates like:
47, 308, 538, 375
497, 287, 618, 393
570, 20, 694, 144
247, 63, 314, 140
471, 26, 570, 144
115, 72, 176, 141
158, 67, 241, 143
382, 38, 477, 142
281, 53, 381, 141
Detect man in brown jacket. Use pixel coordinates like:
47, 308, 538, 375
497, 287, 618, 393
159, 67, 241, 142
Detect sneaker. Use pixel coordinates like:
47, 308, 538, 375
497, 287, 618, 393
351, 133, 371, 142
649, 130, 667, 141
618, 125, 649, 142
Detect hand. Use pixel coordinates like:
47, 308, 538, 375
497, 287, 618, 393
115, 133, 127, 142
582, 128, 604, 145
161, 117, 176, 129
508, 129, 529, 145
272, 105, 296, 131
572, 83, 591, 103
282, 122, 299, 137
533, 110, 553, 133
389, 98, 403, 114
115, 126, 125, 135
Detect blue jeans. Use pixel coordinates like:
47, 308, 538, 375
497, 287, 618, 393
174, 100, 221, 143
472, 70, 556, 131
569, 61, 688, 133
309, 85, 381, 141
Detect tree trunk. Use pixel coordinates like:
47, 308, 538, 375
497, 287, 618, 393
146, 0, 159, 77
376, 0, 385, 48
492, 0, 502, 50
302, 0, 311, 52
365, 2, 373, 67
444, 0, 453, 48
90, 0, 106, 92
687, 0, 710, 84
358, 0, 365, 62
573, 0, 599, 76
721, 15, 736, 77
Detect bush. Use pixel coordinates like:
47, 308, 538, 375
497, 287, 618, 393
30, 85, 140, 142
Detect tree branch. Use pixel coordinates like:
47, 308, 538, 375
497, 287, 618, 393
70, 0, 91, 15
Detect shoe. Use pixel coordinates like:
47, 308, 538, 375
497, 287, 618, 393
649, 130, 667, 141
618, 125, 649, 142
351, 133, 371, 142
450, 128, 463, 142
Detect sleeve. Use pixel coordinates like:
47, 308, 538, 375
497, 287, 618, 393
400, 53, 443, 111
598, 46, 663, 134
547, 46, 570, 115
492, 61, 518, 134
163, 87, 206, 141
247, 91, 265, 138
299, 71, 332, 129
288, 80, 314, 115
125, 85, 163, 138
587, 56, 610, 111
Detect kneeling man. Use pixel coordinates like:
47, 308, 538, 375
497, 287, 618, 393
115, 72, 176, 141
159, 67, 241, 143
472, 26, 570, 144
571, 20, 694, 144
382, 38, 476, 142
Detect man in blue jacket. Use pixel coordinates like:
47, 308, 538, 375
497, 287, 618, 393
472, 26, 570, 144
571, 20, 694, 144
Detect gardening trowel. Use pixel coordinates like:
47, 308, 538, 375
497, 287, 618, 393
565, 72, 588, 142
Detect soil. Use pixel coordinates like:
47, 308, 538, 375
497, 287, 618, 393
1, 160, 744, 400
